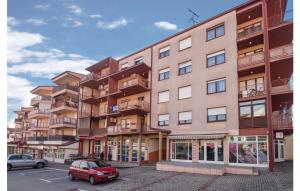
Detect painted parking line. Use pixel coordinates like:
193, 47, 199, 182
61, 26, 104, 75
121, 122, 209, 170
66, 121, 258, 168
39, 178, 52, 183
47, 176, 69, 181
19, 169, 60, 175
45, 167, 69, 172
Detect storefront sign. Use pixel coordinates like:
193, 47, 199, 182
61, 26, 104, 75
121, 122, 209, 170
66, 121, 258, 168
275, 132, 284, 139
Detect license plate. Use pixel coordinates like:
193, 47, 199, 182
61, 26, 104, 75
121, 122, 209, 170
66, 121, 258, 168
108, 175, 115, 179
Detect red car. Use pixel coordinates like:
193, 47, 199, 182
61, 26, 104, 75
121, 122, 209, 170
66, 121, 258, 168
68, 160, 119, 185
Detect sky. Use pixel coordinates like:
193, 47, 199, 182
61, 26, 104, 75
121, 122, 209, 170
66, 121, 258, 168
7, 0, 293, 127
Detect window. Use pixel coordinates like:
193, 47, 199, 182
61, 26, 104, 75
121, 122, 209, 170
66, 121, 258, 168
239, 77, 264, 98
55, 149, 64, 159
178, 61, 192, 75
179, 37, 192, 51
9, 155, 22, 160
159, 46, 170, 58
121, 63, 128, 70
178, 111, 192, 124
158, 91, 169, 103
22, 155, 32, 160
178, 86, 192, 99
207, 50, 225, 67
121, 119, 131, 128
158, 114, 169, 126
79, 161, 88, 169
134, 56, 143, 64
207, 24, 225, 41
207, 78, 226, 94
72, 161, 81, 168
207, 107, 226, 122
239, 99, 266, 119
171, 141, 192, 160
159, 68, 170, 81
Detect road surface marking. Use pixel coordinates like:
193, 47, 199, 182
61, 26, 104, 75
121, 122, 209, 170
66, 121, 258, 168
19, 173, 25, 175
39, 178, 52, 183
47, 176, 69, 181
45, 167, 68, 172
20, 169, 58, 174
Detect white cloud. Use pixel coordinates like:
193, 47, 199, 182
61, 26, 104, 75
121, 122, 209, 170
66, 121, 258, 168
26, 18, 47, 26
67, 4, 83, 15
154, 21, 178, 30
62, 17, 83, 27
7, 17, 20, 26
89, 14, 102, 19
96, 18, 128, 30
7, 28, 46, 63
34, 4, 50, 10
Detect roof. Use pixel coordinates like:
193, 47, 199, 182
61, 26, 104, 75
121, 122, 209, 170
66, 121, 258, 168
51, 71, 83, 81
86, 57, 117, 72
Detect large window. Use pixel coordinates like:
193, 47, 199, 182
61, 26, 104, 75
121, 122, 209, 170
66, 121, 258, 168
179, 37, 192, 51
171, 141, 192, 160
55, 149, 64, 159
207, 107, 226, 122
134, 56, 143, 64
239, 99, 266, 118
120, 63, 128, 70
159, 46, 170, 59
207, 78, 226, 94
239, 77, 264, 98
159, 68, 170, 81
158, 90, 169, 103
229, 136, 268, 166
207, 24, 225, 41
178, 86, 192, 99
158, 114, 169, 126
178, 111, 192, 125
207, 50, 225, 67
178, 61, 192, 75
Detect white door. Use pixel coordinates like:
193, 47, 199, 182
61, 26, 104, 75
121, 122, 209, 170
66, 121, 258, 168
274, 140, 284, 162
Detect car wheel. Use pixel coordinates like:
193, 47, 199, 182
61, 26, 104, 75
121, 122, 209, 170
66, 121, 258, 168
7, 164, 12, 171
89, 176, 95, 185
36, 162, 45, 168
69, 173, 75, 181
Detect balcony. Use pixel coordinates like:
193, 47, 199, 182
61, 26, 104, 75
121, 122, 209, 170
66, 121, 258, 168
98, 70, 110, 84
109, 100, 150, 117
270, 44, 293, 62
27, 136, 47, 144
107, 125, 147, 135
237, 21, 262, 41
80, 73, 101, 88
30, 96, 51, 106
78, 127, 106, 137
28, 123, 49, 131
44, 135, 76, 145
111, 76, 149, 98
78, 111, 106, 120
49, 117, 77, 129
272, 111, 292, 130
52, 85, 79, 97
14, 117, 23, 123
271, 78, 293, 95
238, 52, 264, 71
28, 109, 50, 119
51, 101, 78, 113
239, 117, 267, 129
239, 84, 266, 101
110, 62, 150, 80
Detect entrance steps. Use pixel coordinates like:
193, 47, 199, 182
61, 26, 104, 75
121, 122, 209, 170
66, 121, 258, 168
156, 161, 259, 176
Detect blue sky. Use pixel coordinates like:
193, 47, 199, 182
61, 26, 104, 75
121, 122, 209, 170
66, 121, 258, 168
7, 0, 292, 127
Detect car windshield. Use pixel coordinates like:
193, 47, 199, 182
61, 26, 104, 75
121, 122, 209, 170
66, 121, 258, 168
87, 161, 99, 169
94, 160, 109, 167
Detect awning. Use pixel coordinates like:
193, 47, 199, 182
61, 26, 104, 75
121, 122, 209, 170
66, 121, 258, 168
168, 134, 226, 140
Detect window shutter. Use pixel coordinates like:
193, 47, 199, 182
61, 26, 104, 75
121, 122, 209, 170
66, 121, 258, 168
208, 107, 226, 115
179, 86, 192, 99
159, 46, 170, 53
159, 91, 169, 103
179, 111, 192, 120
179, 37, 192, 50
159, 68, 170, 74
159, 114, 169, 121
207, 50, 225, 58
179, 61, 192, 68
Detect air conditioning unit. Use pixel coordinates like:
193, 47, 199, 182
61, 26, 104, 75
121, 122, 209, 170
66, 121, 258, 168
110, 118, 117, 123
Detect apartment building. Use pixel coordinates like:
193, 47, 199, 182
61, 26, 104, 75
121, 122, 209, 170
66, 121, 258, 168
43, 71, 82, 163
76, 0, 292, 170
78, 57, 168, 163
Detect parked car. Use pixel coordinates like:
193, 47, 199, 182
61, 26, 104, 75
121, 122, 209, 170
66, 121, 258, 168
7, 154, 48, 171
68, 159, 119, 185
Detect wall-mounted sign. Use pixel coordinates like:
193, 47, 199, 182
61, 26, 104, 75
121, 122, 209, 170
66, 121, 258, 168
276, 132, 284, 139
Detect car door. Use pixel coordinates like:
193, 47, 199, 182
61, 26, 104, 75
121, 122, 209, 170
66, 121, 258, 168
21, 155, 35, 167
8, 155, 23, 167
78, 161, 90, 180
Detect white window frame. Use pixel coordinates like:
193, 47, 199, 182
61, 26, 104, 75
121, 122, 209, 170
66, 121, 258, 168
179, 37, 192, 51
121, 63, 128, 70
158, 114, 169, 126
178, 86, 192, 99
178, 111, 192, 124
134, 56, 143, 64
158, 90, 170, 103
159, 46, 170, 58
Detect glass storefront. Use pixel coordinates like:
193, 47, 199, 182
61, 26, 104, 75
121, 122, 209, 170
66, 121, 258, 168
199, 140, 223, 162
229, 136, 268, 166
171, 140, 192, 161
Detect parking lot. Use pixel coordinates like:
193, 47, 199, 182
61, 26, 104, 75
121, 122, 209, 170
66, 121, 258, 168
8, 162, 293, 191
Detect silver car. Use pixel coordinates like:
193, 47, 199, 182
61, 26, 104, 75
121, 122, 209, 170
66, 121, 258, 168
7, 154, 48, 171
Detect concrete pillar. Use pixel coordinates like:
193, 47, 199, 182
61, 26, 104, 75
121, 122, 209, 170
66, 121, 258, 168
120, 135, 123, 162
192, 139, 199, 162
137, 134, 142, 164
159, 132, 163, 162
166, 137, 170, 160
91, 139, 94, 159
223, 137, 229, 164
128, 138, 132, 162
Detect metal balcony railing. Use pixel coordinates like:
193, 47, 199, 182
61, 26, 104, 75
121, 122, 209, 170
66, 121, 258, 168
48, 135, 76, 141
53, 85, 79, 93
49, 117, 77, 126
29, 109, 50, 116
81, 73, 101, 83
119, 76, 148, 89
107, 125, 148, 134
27, 136, 47, 141
239, 84, 265, 98
118, 100, 150, 111
270, 44, 293, 62
237, 21, 262, 40
51, 101, 78, 109
271, 77, 293, 94
238, 51, 264, 70
77, 127, 106, 136
272, 109, 293, 129
30, 96, 51, 105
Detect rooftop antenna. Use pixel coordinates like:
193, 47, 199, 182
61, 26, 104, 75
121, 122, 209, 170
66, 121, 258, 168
188, 8, 199, 25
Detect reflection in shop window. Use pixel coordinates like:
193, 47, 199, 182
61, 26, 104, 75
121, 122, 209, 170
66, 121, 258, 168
171, 141, 192, 160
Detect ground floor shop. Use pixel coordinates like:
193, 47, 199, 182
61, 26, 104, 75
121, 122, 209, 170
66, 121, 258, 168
274, 133, 293, 162
43, 142, 79, 163
167, 135, 270, 167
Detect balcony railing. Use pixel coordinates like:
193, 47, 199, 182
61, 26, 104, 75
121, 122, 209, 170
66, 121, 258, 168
237, 21, 262, 40
29, 109, 50, 116
78, 127, 106, 136
119, 100, 150, 111
239, 84, 265, 99
119, 76, 148, 89
51, 101, 78, 109
14, 118, 23, 123
78, 111, 100, 118
81, 73, 101, 83
271, 78, 293, 94
238, 52, 264, 70
49, 117, 77, 126
268, 10, 293, 27
30, 122, 49, 129
270, 44, 293, 62
239, 117, 267, 128
272, 110, 292, 129
48, 135, 76, 141
27, 136, 47, 141
30, 96, 51, 105
53, 85, 79, 93
107, 125, 147, 134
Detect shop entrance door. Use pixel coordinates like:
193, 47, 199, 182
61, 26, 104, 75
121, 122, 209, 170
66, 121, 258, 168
274, 140, 284, 162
